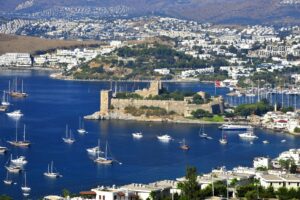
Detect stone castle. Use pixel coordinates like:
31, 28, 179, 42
99, 81, 224, 118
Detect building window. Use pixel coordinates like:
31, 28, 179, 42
103, 196, 105, 200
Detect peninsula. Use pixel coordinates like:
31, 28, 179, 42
85, 80, 225, 124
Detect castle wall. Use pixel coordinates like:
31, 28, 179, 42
111, 98, 222, 117
111, 99, 187, 115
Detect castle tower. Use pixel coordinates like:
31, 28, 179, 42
100, 90, 112, 115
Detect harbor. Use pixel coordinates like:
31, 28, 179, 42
0, 70, 300, 199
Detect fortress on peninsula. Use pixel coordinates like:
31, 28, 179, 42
87, 81, 224, 123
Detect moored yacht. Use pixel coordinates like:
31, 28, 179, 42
0, 146, 8, 154
11, 155, 27, 166
44, 161, 61, 178
132, 132, 143, 139
157, 134, 172, 142
7, 124, 31, 147
239, 128, 258, 140
21, 172, 31, 193
62, 125, 75, 144
87, 140, 103, 155
6, 110, 23, 118
3, 171, 12, 185
94, 142, 113, 165
77, 117, 88, 134
219, 130, 227, 145
219, 124, 252, 131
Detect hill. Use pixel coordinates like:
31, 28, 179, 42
0, 34, 103, 55
0, 0, 299, 25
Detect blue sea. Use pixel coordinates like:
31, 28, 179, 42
0, 70, 299, 199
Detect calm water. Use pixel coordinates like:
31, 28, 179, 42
0, 70, 299, 199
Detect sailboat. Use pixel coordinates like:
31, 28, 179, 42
7, 124, 31, 147
1, 91, 10, 106
44, 161, 61, 178
86, 139, 103, 155
9, 78, 28, 98
219, 130, 228, 145
199, 124, 213, 140
77, 117, 87, 134
179, 138, 190, 151
62, 125, 75, 144
199, 124, 208, 138
94, 142, 113, 164
3, 171, 12, 185
21, 172, 31, 192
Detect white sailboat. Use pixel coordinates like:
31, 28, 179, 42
21, 172, 31, 192
94, 142, 113, 165
3, 171, 12, 185
44, 161, 61, 178
77, 117, 87, 134
199, 124, 208, 138
219, 130, 228, 145
87, 139, 103, 155
62, 125, 75, 144
7, 123, 31, 147
1, 91, 10, 106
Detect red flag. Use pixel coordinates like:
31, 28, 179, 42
215, 80, 221, 88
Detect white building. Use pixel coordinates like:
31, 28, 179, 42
0, 53, 32, 67
154, 68, 170, 75
253, 157, 271, 169
258, 174, 300, 190
278, 149, 300, 165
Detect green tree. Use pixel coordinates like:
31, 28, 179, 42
62, 189, 71, 197
178, 166, 199, 200
245, 190, 257, 200
0, 195, 12, 200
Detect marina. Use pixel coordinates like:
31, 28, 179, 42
0, 71, 299, 199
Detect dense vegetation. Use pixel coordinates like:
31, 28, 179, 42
73, 42, 230, 80
234, 99, 273, 117
124, 106, 175, 117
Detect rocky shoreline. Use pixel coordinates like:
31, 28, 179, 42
84, 111, 224, 125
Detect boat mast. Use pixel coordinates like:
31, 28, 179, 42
22, 80, 24, 93
15, 121, 18, 142
23, 124, 26, 142
65, 124, 68, 138
105, 142, 108, 159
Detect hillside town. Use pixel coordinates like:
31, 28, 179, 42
42, 148, 300, 200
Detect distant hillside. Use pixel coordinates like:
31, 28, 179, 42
0, 34, 103, 55
0, 0, 299, 25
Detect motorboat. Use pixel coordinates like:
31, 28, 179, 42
11, 156, 27, 166
263, 140, 269, 144
132, 132, 143, 139
239, 128, 258, 140
157, 134, 172, 142
87, 140, 103, 155
6, 110, 23, 118
219, 124, 252, 131
0, 146, 8, 154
